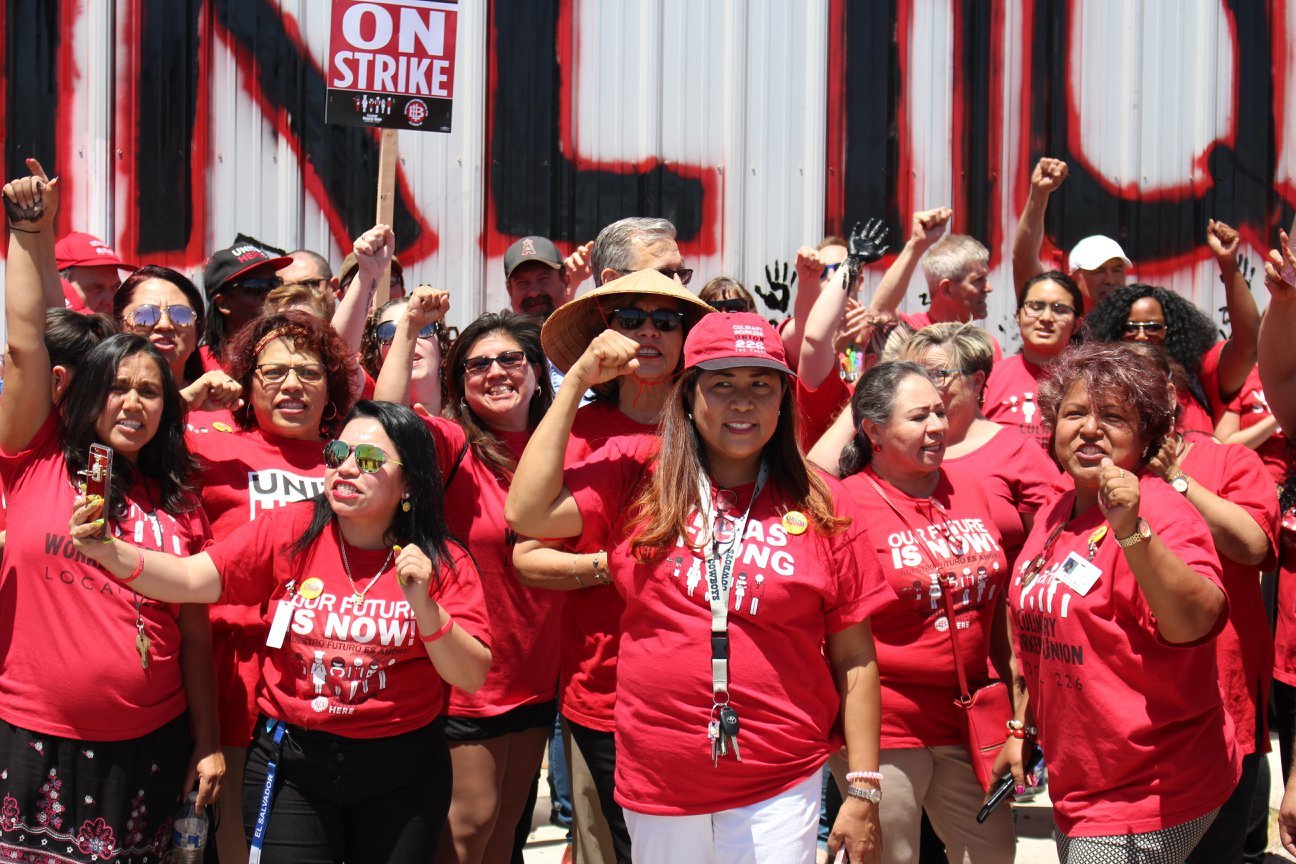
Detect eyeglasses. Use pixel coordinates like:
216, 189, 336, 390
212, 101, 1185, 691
822, 262, 842, 280
710, 298, 751, 314
610, 308, 685, 332
463, 350, 528, 374
1122, 321, 1167, 335
375, 320, 439, 345
1021, 300, 1076, 318
228, 277, 282, 296
126, 304, 198, 328
323, 440, 403, 473
255, 363, 326, 384
926, 368, 972, 387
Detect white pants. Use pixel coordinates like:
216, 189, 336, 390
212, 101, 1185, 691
622, 769, 821, 864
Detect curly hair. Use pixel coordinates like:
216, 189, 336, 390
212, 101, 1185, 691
224, 310, 357, 439
443, 311, 553, 478
1037, 341, 1175, 467
1082, 284, 1218, 410
59, 334, 199, 516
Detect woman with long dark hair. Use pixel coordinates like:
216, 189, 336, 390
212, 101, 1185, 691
0, 162, 221, 864
69, 400, 492, 862
186, 307, 358, 861
376, 299, 561, 864
506, 313, 893, 864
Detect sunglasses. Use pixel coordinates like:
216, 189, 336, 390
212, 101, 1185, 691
228, 277, 282, 296
126, 304, 198, 328
611, 308, 685, 332
464, 350, 528, 374
1122, 321, 1167, 335
255, 363, 326, 384
822, 262, 842, 280
323, 440, 403, 473
710, 298, 751, 314
655, 267, 693, 285
375, 320, 439, 345
1021, 300, 1076, 318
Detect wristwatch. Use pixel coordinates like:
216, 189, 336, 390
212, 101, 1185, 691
1168, 472, 1189, 495
845, 785, 882, 804
1116, 518, 1152, 549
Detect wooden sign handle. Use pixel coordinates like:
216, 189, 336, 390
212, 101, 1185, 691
374, 127, 398, 308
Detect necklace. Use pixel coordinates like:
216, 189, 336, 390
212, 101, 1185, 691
339, 534, 395, 612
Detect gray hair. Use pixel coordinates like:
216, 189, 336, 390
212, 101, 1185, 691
921, 235, 988, 288
591, 217, 678, 286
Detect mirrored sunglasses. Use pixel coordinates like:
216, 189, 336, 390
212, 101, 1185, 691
127, 304, 197, 328
323, 440, 403, 473
375, 320, 439, 344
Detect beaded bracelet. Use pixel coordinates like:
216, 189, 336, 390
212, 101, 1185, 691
418, 616, 454, 644
845, 770, 883, 786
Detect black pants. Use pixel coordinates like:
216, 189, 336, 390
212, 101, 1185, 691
242, 716, 452, 864
1184, 750, 1258, 863
566, 719, 633, 864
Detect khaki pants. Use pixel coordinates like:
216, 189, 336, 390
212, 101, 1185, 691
832, 745, 1016, 864
563, 719, 617, 864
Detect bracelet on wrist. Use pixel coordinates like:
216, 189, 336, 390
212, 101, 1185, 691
570, 555, 586, 588
845, 784, 882, 804
112, 546, 145, 584
845, 770, 883, 786
418, 616, 454, 644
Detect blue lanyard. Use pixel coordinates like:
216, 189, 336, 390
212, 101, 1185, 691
248, 719, 287, 864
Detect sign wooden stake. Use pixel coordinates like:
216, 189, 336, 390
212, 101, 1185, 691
374, 127, 398, 308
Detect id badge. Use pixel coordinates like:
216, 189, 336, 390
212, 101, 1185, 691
266, 600, 295, 648
1056, 551, 1102, 596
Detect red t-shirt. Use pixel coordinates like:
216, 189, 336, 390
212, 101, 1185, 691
1177, 341, 1225, 435
1227, 366, 1291, 485
564, 436, 894, 815
1276, 508, 1296, 687
188, 424, 328, 743
982, 354, 1052, 451
556, 403, 658, 731
0, 415, 210, 739
839, 468, 1009, 747
205, 502, 491, 736
1010, 479, 1238, 836
942, 427, 1061, 566
794, 369, 852, 453
421, 416, 565, 717
198, 344, 224, 374
1180, 434, 1278, 755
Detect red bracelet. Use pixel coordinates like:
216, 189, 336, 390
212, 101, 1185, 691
116, 546, 145, 584
418, 616, 454, 644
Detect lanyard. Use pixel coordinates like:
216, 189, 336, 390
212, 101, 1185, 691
248, 719, 287, 864
698, 461, 768, 701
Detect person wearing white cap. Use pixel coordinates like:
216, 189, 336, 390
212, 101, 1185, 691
1011, 157, 1130, 307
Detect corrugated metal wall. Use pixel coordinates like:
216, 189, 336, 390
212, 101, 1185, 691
3, 0, 1293, 352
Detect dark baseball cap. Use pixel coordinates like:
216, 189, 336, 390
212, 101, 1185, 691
503, 236, 564, 280
203, 244, 292, 298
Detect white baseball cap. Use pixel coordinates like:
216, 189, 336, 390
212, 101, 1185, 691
1068, 235, 1132, 272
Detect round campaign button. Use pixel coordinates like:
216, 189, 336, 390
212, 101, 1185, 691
297, 577, 325, 600
782, 511, 808, 535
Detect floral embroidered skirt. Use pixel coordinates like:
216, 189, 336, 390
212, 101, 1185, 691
0, 713, 191, 864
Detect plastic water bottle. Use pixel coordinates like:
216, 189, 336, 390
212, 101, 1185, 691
171, 791, 208, 863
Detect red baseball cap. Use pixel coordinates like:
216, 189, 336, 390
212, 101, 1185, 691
684, 312, 794, 376
54, 232, 134, 271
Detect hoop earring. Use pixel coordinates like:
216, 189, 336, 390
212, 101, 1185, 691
322, 404, 338, 421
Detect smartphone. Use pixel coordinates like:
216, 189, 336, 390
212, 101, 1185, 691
977, 745, 1044, 823
83, 444, 113, 541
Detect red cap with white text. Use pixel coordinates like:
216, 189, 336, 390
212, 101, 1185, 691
683, 312, 794, 376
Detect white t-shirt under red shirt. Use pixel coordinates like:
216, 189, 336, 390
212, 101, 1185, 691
205, 502, 491, 737
563, 435, 895, 815
839, 468, 1009, 747
1010, 478, 1238, 836
0, 415, 211, 739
